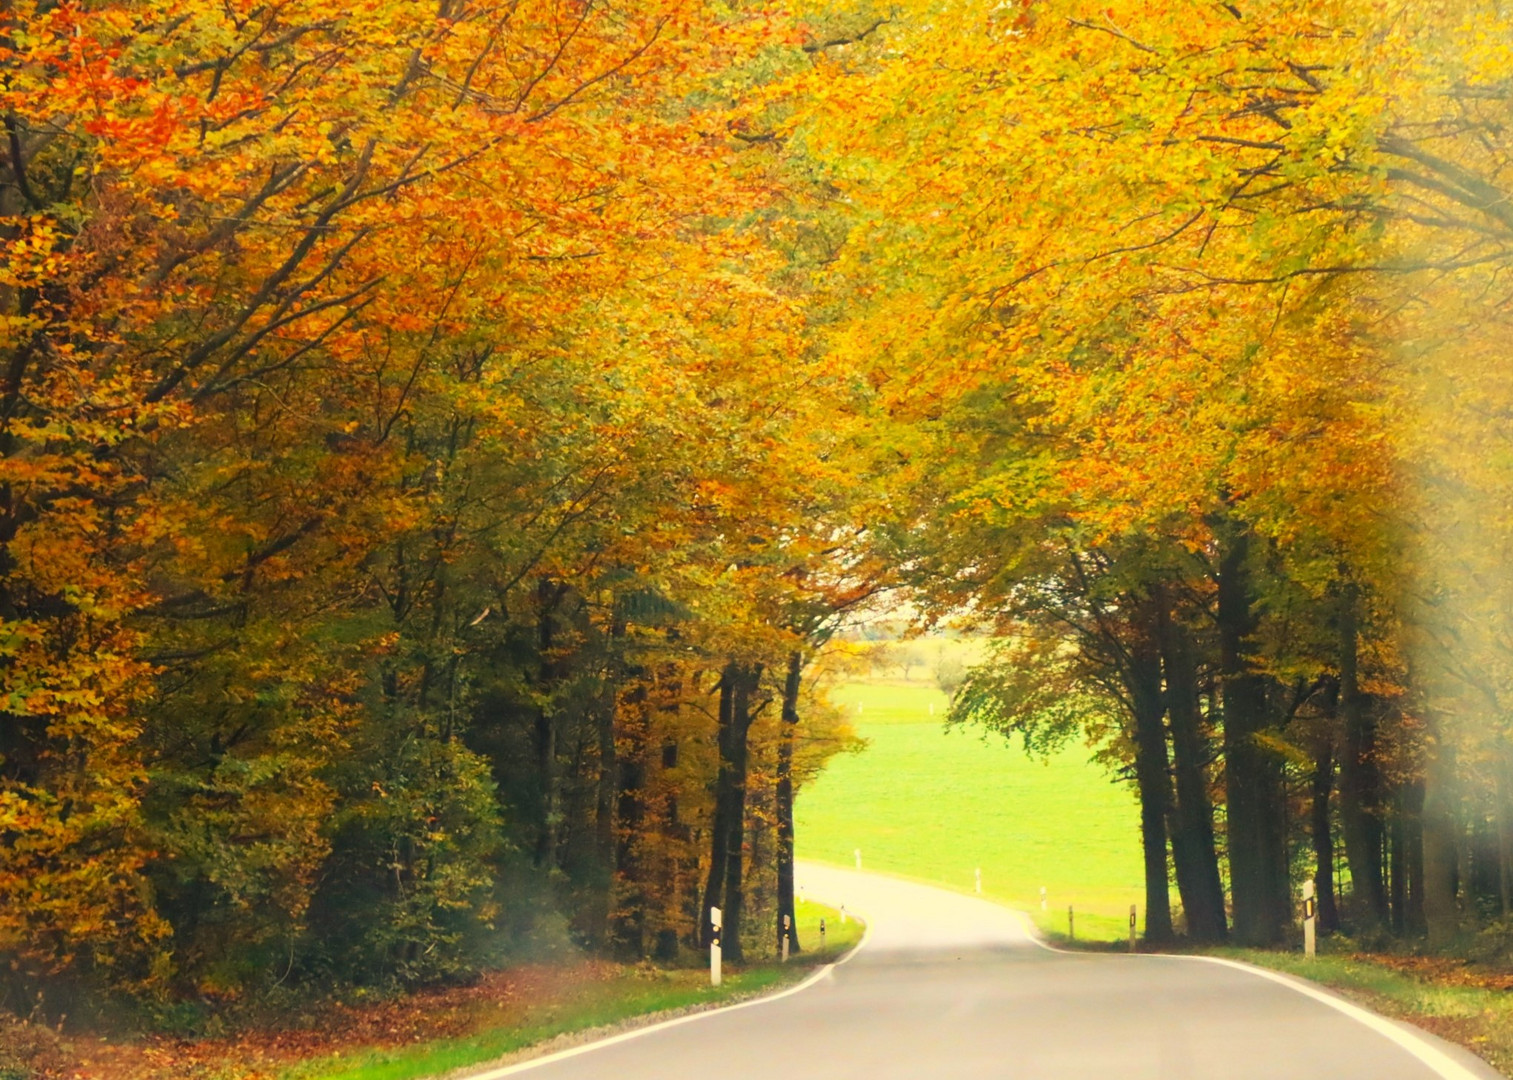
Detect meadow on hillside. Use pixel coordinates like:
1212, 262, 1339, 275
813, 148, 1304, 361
796, 677, 1149, 941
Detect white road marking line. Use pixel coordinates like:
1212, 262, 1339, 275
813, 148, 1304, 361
463, 919, 872, 1079
1011, 909, 1490, 1080
1178, 955, 1490, 1080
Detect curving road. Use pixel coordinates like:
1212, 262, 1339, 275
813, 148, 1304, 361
474, 862, 1505, 1080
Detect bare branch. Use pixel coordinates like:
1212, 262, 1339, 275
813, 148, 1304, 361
802, 18, 889, 54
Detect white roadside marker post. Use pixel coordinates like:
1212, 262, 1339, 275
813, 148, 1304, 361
1040, 886, 1047, 911
781, 914, 791, 963
819, 918, 827, 954
1068, 905, 1075, 942
1303, 879, 1317, 959
854, 848, 862, 871
1129, 905, 1137, 953
710, 907, 722, 987
841, 904, 848, 924
975, 867, 982, 894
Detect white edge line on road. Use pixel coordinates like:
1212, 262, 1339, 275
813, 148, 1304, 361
463, 917, 872, 1080
1009, 909, 1488, 1080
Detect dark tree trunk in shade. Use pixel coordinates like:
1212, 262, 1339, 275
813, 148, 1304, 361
1496, 750, 1513, 919
775, 650, 802, 956
594, 691, 618, 870
1156, 603, 1228, 942
1127, 636, 1176, 945
699, 665, 738, 948
610, 682, 649, 957
719, 665, 759, 964
1390, 801, 1407, 934
1421, 724, 1461, 948
1308, 736, 1341, 933
590, 611, 627, 949
1336, 589, 1389, 927
617, 717, 649, 954
700, 661, 761, 960
1402, 778, 1427, 935
1217, 528, 1290, 946
534, 578, 567, 870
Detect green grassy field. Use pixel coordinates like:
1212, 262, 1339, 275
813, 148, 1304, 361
796, 680, 1147, 941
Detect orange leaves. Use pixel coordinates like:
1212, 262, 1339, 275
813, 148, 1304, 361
0, 0, 869, 999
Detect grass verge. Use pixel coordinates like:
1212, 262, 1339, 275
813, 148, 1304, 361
10, 903, 862, 1080
1207, 948, 1512, 1077
281, 901, 862, 1080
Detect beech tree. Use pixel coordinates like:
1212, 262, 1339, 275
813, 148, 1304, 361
789, 0, 1513, 948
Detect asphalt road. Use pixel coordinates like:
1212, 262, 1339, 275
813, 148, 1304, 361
479, 862, 1506, 1080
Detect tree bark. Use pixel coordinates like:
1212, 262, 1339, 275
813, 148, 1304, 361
610, 681, 649, 957
700, 660, 760, 961
720, 664, 759, 964
1421, 722, 1461, 948
590, 609, 627, 949
775, 650, 802, 956
1217, 527, 1290, 946
1496, 749, 1513, 919
1337, 587, 1389, 927
1390, 799, 1407, 934
1402, 777, 1427, 936
1157, 604, 1228, 942
1128, 635, 1176, 945
699, 664, 738, 948
534, 578, 565, 869
1308, 736, 1341, 933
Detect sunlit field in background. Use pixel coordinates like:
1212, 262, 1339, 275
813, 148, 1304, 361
796, 679, 1147, 941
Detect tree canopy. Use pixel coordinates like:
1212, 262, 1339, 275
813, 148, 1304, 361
5, 0, 1513, 1020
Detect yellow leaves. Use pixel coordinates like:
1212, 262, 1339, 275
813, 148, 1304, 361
0, 217, 66, 289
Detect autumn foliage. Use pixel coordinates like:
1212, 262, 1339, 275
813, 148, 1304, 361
0, 0, 872, 1018
791, 0, 1513, 949
8, 0, 1513, 1039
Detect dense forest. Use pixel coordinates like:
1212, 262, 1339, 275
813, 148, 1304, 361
4, 0, 1513, 1033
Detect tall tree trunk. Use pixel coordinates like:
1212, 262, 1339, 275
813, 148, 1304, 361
593, 697, 617, 890
1421, 720, 1460, 948
1217, 527, 1290, 946
720, 664, 759, 964
534, 578, 564, 869
775, 650, 802, 956
1403, 778, 1427, 936
1157, 603, 1228, 942
1308, 736, 1341, 933
1128, 635, 1175, 945
1496, 749, 1513, 919
1337, 587, 1389, 927
1390, 799, 1407, 934
609, 682, 648, 958
590, 610, 627, 949
699, 664, 738, 948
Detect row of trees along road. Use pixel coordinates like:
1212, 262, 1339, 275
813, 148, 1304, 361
13, 0, 1513, 1031
0, 0, 893, 1022
782, 0, 1513, 948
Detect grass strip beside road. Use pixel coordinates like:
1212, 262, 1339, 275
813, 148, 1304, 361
1207, 949, 1513, 1078
281, 902, 863, 1080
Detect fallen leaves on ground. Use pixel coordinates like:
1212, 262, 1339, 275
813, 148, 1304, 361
16, 961, 618, 1080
